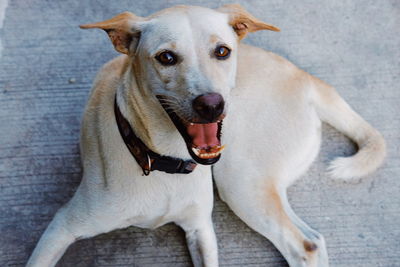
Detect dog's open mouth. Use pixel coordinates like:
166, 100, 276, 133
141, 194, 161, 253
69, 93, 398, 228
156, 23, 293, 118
186, 121, 224, 162
157, 96, 224, 165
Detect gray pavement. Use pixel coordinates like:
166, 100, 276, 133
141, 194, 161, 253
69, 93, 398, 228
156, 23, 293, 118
0, 0, 399, 266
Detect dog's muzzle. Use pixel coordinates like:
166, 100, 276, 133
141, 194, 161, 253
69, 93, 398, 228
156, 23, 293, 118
157, 94, 226, 165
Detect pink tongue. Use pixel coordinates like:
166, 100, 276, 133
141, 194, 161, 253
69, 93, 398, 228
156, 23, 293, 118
186, 123, 219, 148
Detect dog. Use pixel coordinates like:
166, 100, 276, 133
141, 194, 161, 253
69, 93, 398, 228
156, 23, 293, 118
26, 4, 386, 267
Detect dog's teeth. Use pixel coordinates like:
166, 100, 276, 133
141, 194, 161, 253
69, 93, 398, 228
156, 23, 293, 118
212, 145, 225, 154
191, 147, 200, 156
190, 123, 194, 126
198, 152, 219, 159
193, 147, 224, 159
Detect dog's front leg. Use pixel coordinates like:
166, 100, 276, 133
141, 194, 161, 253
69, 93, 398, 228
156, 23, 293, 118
26, 191, 114, 267
26, 206, 77, 267
178, 218, 218, 267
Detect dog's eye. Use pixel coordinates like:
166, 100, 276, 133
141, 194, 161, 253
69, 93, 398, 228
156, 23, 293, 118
156, 51, 178, 66
214, 45, 231, 60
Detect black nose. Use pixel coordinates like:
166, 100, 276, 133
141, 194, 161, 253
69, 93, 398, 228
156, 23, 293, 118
192, 93, 225, 122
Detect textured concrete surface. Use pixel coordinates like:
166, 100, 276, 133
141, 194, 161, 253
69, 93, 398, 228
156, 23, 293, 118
0, 0, 399, 266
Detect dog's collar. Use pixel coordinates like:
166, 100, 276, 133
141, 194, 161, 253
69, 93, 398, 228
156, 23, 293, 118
114, 97, 197, 176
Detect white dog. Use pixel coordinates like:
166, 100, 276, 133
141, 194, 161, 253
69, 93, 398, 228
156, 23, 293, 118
27, 4, 385, 267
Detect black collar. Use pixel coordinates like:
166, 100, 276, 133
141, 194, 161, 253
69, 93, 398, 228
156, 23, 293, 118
114, 97, 197, 176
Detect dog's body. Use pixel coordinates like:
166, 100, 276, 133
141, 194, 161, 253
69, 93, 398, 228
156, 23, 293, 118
27, 4, 385, 267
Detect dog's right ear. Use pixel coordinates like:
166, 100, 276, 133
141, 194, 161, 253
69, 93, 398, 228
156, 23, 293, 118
80, 12, 145, 54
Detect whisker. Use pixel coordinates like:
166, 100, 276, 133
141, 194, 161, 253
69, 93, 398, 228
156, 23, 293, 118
158, 99, 180, 105
156, 94, 178, 100
159, 102, 181, 109
156, 94, 194, 123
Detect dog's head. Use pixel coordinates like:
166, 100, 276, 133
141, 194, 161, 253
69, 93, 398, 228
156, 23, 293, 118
80, 4, 279, 165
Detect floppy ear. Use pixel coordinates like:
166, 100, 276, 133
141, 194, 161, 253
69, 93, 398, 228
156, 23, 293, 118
80, 12, 144, 54
217, 4, 280, 40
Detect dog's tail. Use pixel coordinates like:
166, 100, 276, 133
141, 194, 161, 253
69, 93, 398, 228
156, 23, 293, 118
310, 77, 386, 180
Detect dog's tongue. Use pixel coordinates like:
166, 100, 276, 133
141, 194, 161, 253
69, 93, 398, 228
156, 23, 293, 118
186, 123, 219, 148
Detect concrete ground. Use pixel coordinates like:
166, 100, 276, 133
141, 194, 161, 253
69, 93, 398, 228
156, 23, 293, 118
0, 0, 399, 266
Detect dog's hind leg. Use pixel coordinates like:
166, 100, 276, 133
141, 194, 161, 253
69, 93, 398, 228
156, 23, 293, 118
275, 187, 329, 267
178, 217, 218, 267
218, 180, 328, 267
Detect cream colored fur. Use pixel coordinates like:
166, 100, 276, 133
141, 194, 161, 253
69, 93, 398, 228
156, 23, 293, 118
213, 43, 385, 266
27, 4, 385, 267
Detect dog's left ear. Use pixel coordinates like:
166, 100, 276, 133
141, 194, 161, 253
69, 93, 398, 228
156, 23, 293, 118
217, 4, 280, 40
80, 12, 145, 54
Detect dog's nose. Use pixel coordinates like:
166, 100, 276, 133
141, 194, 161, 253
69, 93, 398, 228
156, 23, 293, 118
192, 93, 225, 122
